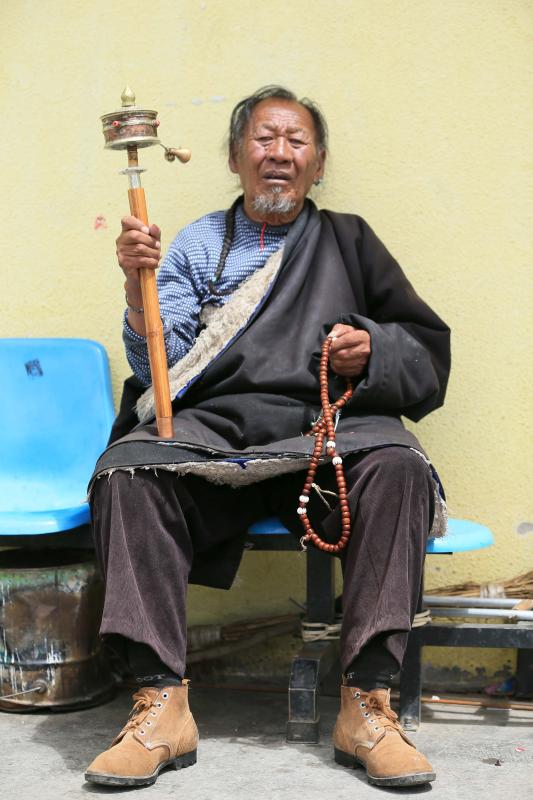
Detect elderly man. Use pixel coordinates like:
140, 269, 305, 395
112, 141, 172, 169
85, 86, 450, 789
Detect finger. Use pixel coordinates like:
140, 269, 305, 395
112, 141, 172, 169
121, 256, 160, 271
328, 323, 354, 340
125, 241, 162, 259
331, 363, 365, 377
118, 229, 161, 252
148, 223, 161, 240
329, 331, 369, 353
120, 215, 150, 235
331, 358, 366, 373
331, 349, 369, 367
120, 246, 161, 265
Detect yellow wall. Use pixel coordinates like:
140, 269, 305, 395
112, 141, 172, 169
2, 1, 532, 676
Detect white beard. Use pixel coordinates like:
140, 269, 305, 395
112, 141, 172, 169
251, 185, 297, 215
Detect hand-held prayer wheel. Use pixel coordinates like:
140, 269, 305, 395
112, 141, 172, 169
101, 86, 192, 161
100, 88, 191, 439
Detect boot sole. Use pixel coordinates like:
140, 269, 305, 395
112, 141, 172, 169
334, 747, 436, 787
84, 748, 197, 787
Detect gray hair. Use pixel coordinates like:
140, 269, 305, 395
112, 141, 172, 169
228, 85, 328, 159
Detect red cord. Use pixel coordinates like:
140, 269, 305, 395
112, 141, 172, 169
259, 222, 267, 251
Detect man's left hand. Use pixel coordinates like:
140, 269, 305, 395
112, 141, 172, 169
328, 324, 371, 377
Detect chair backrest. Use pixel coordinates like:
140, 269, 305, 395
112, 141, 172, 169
0, 338, 115, 517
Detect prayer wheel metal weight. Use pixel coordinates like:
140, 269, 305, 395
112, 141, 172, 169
0, 549, 115, 711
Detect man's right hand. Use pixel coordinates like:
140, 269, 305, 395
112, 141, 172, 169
117, 216, 162, 283
118, 216, 162, 337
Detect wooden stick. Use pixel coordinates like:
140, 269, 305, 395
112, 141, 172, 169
126, 148, 174, 439
390, 690, 533, 713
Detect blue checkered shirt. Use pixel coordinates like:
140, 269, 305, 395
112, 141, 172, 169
123, 205, 290, 386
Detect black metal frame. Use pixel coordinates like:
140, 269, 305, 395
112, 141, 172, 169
247, 531, 533, 742
399, 621, 533, 729
0, 525, 94, 550
246, 533, 336, 743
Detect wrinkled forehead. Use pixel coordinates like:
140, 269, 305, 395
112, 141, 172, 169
246, 99, 318, 142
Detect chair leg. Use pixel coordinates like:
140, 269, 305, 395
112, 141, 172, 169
515, 648, 533, 698
286, 549, 336, 743
399, 628, 423, 730
287, 639, 339, 743
306, 546, 335, 623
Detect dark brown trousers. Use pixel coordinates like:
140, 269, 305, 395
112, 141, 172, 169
90, 446, 433, 677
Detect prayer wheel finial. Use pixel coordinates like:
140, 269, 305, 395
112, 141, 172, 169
121, 86, 136, 107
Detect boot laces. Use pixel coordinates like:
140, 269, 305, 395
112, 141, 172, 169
366, 694, 403, 734
112, 689, 157, 744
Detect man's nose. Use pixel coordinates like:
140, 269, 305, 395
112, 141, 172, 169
267, 136, 291, 161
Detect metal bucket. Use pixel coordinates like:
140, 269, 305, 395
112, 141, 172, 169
0, 548, 115, 711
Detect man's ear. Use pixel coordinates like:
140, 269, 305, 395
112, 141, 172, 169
315, 149, 326, 181
228, 150, 239, 175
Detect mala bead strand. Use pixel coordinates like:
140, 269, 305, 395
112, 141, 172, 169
298, 335, 354, 553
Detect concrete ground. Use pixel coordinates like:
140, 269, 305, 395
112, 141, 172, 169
0, 686, 531, 800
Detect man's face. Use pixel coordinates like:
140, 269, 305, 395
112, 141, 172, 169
229, 98, 326, 224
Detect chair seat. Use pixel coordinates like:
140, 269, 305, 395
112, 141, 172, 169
0, 503, 90, 536
248, 515, 494, 553
426, 517, 493, 553
248, 517, 292, 536
0, 338, 114, 537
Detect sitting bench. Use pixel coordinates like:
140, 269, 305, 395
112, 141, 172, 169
245, 516, 532, 741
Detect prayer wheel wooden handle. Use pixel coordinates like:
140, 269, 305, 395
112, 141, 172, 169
127, 179, 174, 439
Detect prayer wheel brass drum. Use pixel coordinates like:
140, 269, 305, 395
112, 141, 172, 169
100, 86, 192, 160
0, 549, 115, 711
101, 101, 159, 150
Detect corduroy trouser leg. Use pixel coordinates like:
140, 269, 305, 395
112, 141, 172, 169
322, 447, 434, 672
90, 470, 268, 677
90, 446, 433, 677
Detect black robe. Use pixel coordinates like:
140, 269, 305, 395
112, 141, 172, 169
90, 201, 450, 582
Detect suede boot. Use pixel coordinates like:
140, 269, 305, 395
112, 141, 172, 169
85, 682, 198, 787
333, 685, 435, 787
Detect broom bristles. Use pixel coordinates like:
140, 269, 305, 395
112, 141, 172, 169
429, 570, 533, 599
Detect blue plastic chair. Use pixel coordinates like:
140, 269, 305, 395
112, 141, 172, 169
0, 338, 115, 537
